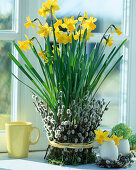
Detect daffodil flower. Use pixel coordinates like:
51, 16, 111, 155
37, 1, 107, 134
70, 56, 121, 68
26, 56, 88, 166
38, 50, 48, 63
112, 25, 122, 36
74, 30, 84, 40
55, 31, 68, 44
61, 16, 78, 32
39, 0, 60, 17
83, 15, 97, 30
25, 34, 33, 46
24, 16, 37, 29
18, 40, 30, 52
74, 28, 93, 41
104, 36, 114, 47
54, 16, 62, 29
78, 12, 88, 24
94, 129, 112, 144
86, 28, 94, 40
66, 33, 73, 43
38, 2, 50, 18
112, 134, 123, 146
36, 23, 52, 37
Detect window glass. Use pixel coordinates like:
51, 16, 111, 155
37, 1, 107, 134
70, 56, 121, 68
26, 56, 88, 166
0, 41, 12, 130
56, 0, 123, 33
0, 0, 14, 30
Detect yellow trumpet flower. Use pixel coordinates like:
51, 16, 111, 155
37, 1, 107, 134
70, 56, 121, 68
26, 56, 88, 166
38, 3, 50, 18
83, 14, 97, 31
24, 16, 37, 29
38, 50, 48, 63
112, 25, 122, 36
39, 0, 60, 17
104, 36, 114, 47
25, 34, 33, 47
78, 12, 88, 24
61, 16, 78, 32
112, 134, 123, 146
54, 16, 62, 29
94, 129, 112, 144
36, 23, 52, 37
18, 40, 30, 52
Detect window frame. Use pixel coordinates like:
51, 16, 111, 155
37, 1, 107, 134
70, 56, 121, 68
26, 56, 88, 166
0, 0, 135, 152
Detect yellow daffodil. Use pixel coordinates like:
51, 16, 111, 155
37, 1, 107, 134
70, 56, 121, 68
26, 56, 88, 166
74, 34, 79, 40
57, 33, 67, 44
73, 29, 93, 41
78, 12, 88, 24
36, 23, 52, 37
25, 34, 33, 46
94, 129, 112, 144
38, 50, 48, 63
39, 0, 60, 17
54, 16, 62, 29
73, 30, 84, 40
83, 14, 97, 30
38, 4, 50, 18
55, 30, 68, 44
24, 16, 37, 29
112, 25, 122, 36
113, 134, 123, 146
86, 28, 94, 40
66, 33, 72, 43
18, 40, 30, 52
61, 16, 78, 32
104, 36, 114, 47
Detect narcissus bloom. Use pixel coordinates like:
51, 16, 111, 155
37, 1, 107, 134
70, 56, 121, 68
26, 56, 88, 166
38, 50, 48, 63
24, 16, 37, 29
38, 3, 50, 18
112, 25, 122, 36
66, 33, 73, 43
83, 15, 97, 30
25, 34, 33, 46
104, 36, 114, 47
36, 23, 52, 37
86, 28, 94, 40
18, 40, 30, 52
39, 0, 60, 17
54, 16, 62, 29
73, 30, 84, 40
113, 134, 123, 146
56, 32, 67, 44
74, 28, 93, 41
94, 129, 112, 144
78, 12, 88, 24
61, 16, 78, 32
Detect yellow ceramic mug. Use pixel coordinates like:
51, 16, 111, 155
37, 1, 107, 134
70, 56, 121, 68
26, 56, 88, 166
5, 122, 40, 158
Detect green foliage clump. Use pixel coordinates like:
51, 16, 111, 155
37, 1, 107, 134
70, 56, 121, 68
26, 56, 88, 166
112, 123, 132, 139
129, 134, 136, 144
129, 134, 136, 150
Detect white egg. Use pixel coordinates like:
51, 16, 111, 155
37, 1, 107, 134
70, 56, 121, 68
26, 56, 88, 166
117, 139, 130, 155
100, 141, 118, 161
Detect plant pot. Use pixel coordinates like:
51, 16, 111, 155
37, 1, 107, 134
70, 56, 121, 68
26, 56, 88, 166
117, 139, 130, 155
100, 141, 118, 161
45, 140, 96, 165
33, 94, 109, 165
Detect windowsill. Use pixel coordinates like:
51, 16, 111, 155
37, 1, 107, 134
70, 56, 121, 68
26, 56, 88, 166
0, 151, 136, 170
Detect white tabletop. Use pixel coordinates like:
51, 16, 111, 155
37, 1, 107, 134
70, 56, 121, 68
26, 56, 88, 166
0, 151, 136, 170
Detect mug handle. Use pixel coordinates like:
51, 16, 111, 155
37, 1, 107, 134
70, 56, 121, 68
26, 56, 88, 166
29, 127, 40, 145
